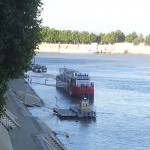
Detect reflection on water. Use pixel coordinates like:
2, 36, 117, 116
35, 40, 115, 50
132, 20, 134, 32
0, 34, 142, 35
28, 53, 150, 150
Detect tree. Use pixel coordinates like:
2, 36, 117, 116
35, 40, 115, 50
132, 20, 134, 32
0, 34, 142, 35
47, 28, 57, 43
96, 34, 101, 44
133, 38, 140, 45
125, 32, 138, 43
65, 30, 73, 43
139, 33, 144, 43
115, 30, 125, 43
108, 32, 116, 44
100, 30, 125, 44
41, 26, 51, 43
145, 35, 150, 46
89, 33, 97, 43
133, 33, 145, 45
101, 33, 109, 44
79, 31, 90, 44
72, 31, 79, 44
0, 0, 42, 115
125, 35, 133, 43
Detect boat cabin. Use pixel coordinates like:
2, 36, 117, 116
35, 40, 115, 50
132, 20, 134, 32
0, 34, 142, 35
80, 98, 89, 110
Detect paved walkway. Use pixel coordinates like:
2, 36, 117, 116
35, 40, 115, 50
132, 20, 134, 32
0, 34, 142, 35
0, 123, 13, 150
0, 79, 66, 150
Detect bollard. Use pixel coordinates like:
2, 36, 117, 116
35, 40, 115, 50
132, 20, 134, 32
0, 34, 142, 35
66, 133, 69, 138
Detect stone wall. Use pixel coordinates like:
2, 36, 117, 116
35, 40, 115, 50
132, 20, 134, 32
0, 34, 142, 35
36, 43, 150, 54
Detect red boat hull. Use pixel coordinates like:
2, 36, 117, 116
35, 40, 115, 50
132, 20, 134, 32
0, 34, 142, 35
56, 78, 94, 101
70, 85, 94, 100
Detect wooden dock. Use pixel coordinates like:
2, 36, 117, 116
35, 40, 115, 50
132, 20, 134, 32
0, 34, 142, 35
53, 108, 77, 118
53, 108, 96, 119
53, 97, 96, 119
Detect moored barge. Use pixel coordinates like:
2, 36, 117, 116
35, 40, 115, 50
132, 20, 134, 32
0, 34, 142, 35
53, 98, 96, 119
56, 67, 94, 101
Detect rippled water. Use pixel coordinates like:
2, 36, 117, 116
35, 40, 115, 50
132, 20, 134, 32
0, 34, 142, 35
28, 53, 150, 150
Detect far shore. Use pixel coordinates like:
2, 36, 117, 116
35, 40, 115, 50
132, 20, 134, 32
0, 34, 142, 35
35, 43, 150, 55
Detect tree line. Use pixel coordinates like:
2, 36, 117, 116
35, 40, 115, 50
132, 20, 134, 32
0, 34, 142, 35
41, 26, 150, 46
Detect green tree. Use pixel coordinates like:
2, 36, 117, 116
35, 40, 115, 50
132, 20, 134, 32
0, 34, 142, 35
139, 33, 144, 43
145, 35, 150, 46
79, 31, 90, 44
58, 30, 66, 43
61, 30, 70, 43
96, 34, 101, 44
47, 28, 54, 43
125, 32, 138, 43
41, 26, 51, 43
72, 31, 79, 44
108, 32, 116, 44
66, 30, 73, 43
89, 33, 97, 43
133, 38, 140, 45
133, 33, 145, 45
101, 33, 109, 44
115, 30, 125, 43
0, 0, 42, 115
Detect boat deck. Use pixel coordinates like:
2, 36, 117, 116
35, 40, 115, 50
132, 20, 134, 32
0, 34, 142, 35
53, 108, 77, 117
53, 108, 96, 119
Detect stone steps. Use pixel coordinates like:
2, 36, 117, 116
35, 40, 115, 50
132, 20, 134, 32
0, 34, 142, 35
36, 134, 65, 150
47, 134, 64, 150
0, 109, 20, 130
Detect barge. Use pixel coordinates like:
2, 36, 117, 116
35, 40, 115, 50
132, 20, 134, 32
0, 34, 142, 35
56, 67, 94, 101
53, 98, 96, 119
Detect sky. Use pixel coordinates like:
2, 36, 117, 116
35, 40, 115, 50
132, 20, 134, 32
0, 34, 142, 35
41, 0, 150, 35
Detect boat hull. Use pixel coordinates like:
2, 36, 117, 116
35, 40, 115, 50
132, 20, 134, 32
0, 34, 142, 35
56, 77, 94, 102
71, 93, 94, 101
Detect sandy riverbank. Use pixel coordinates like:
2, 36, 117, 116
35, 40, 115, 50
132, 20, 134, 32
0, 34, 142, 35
0, 79, 66, 150
36, 43, 150, 55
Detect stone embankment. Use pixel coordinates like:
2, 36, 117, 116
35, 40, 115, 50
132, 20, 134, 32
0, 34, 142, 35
36, 43, 150, 54
0, 79, 66, 150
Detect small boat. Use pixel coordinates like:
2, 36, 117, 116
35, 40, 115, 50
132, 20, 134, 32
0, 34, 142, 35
53, 98, 96, 119
31, 63, 47, 73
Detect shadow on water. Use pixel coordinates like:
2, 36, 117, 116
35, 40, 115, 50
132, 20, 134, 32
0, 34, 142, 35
57, 116, 96, 123
56, 88, 71, 99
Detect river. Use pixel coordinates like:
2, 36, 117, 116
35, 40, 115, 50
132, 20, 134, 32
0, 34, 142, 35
28, 53, 150, 150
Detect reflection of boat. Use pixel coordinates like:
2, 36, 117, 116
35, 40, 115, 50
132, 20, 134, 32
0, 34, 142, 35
31, 63, 47, 73
53, 98, 96, 119
56, 67, 94, 101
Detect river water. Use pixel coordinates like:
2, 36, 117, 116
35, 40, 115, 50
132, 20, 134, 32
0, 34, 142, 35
28, 53, 150, 150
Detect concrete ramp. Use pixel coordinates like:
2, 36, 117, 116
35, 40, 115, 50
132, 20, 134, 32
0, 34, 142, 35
15, 91, 42, 107
0, 123, 13, 150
